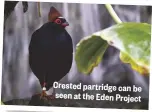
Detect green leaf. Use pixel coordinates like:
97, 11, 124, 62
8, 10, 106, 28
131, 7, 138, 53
100, 22, 150, 75
75, 36, 109, 75
75, 22, 151, 75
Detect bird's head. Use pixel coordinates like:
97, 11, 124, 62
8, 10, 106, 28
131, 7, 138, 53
53, 17, 69, 28
48, 6, 69, 28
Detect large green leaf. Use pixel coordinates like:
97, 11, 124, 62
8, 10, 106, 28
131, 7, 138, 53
75, 36, 109, 74
75, 22, 151, 75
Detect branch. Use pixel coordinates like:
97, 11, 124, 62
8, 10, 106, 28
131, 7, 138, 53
105, 4, 122, 24
3, 95, 148, 109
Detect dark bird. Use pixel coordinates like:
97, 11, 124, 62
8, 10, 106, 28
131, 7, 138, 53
29, 6, 73, 99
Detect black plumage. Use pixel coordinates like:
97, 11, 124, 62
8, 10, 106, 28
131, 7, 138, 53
29, 7, 73, 98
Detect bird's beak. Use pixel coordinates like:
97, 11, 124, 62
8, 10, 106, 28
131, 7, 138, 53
62, 21, 69, 27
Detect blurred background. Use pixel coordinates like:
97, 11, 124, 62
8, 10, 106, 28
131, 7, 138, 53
2, 1, 151, 109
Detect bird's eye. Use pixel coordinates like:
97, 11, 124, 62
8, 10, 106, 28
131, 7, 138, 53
55, 19, 61, 24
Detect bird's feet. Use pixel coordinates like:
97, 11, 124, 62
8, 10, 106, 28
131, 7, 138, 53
36, 87, 56, 101
40, 90, 47, 100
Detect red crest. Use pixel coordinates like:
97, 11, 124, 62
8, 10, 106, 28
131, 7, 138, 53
48, 7, 62, 22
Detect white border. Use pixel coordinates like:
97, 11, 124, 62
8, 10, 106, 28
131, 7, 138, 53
149, 14, 152, 111
0, 105, 151, 112
0, 0, 4, 107
0, 0, 152, 112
